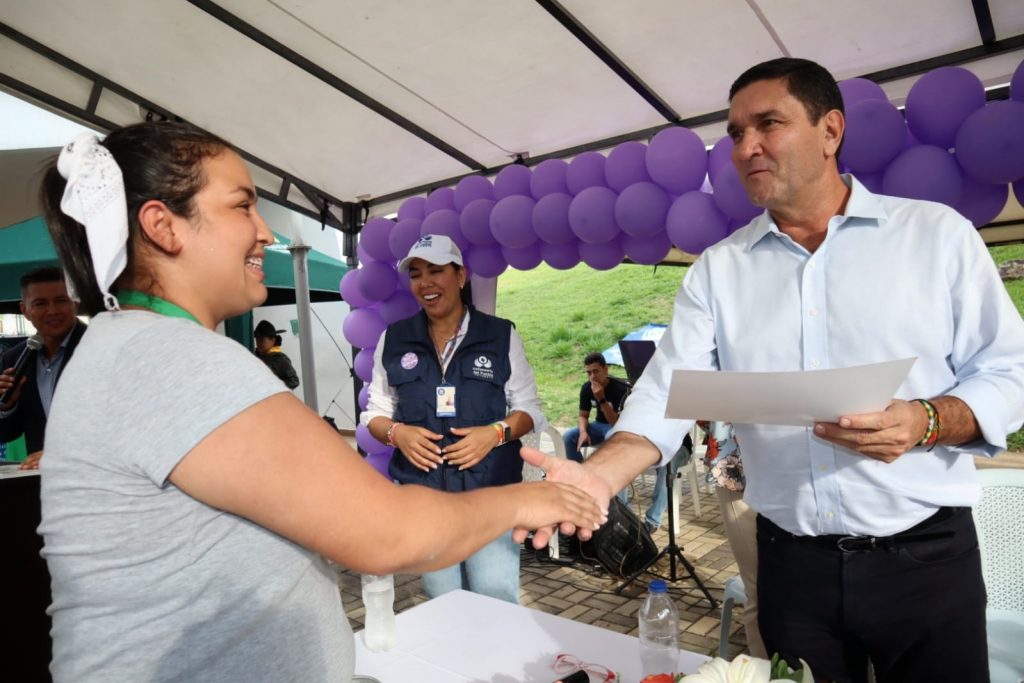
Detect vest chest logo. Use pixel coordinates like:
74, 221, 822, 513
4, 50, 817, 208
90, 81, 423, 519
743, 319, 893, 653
471, 355, 494, 380
400, 352, 418, 370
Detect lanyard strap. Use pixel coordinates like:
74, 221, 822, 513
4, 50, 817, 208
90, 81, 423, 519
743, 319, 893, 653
116, 290, 201, 325
435, 308, 468, 379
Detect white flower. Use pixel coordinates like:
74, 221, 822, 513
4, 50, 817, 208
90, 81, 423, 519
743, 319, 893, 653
678, 655, 813, 683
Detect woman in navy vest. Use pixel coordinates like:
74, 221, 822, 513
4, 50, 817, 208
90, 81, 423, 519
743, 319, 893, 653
364, 234, 546, 604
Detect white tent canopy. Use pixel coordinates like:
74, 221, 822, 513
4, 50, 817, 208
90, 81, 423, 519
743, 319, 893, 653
2, 1, 1023, 229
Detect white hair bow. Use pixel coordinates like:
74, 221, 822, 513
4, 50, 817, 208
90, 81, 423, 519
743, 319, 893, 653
57, 132, 128, 311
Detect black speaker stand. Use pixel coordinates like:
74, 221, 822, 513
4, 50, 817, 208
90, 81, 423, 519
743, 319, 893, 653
614, 460, 718, 609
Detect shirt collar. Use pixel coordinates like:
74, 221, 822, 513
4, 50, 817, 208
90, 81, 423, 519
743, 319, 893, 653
745, 173, 889, 251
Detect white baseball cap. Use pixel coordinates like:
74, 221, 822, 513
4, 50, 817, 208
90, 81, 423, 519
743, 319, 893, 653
397, 234, 464, 272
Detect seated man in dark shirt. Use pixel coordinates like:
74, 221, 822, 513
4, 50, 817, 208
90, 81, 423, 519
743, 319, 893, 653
253, 320, 300, 390
562, 352, 629, 463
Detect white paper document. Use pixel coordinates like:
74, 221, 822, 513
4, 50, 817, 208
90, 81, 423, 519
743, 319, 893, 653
665, 358, 916, 426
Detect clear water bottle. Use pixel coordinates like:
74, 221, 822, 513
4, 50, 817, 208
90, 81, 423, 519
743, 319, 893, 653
361, 574, 397, 652
638, 579, 679, 677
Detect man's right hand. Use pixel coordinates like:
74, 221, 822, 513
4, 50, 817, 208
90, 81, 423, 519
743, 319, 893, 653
513, 446, 615, 547
576, 432, 591, 451
0, 368, 26, 411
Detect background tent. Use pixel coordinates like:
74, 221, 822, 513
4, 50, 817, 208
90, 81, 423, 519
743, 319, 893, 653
0, 216, 346, 313
1, 1, 1022, 234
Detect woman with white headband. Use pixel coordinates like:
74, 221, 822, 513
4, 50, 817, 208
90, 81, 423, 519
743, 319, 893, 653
36, 121, 604, 682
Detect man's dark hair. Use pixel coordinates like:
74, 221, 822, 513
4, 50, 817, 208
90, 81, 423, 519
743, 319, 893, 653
729, 58, 844, 123
20, 266, 65, 295
583, 352, 607, 367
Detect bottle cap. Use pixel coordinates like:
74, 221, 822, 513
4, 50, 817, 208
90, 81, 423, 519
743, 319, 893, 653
649, 579, 667, 593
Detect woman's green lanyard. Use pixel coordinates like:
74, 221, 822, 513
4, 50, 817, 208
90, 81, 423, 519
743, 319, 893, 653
116, 290, 201, 326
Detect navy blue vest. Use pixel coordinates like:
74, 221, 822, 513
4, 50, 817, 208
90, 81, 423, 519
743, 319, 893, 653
382, 308, 523, 492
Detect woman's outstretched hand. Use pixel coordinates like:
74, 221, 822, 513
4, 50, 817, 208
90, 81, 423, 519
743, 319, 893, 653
512, 446, 614, 548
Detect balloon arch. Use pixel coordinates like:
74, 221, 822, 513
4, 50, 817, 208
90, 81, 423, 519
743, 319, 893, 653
350, 59, 1024, 473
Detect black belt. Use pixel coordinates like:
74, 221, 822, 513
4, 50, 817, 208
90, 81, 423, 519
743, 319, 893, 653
760, 506, 962, 553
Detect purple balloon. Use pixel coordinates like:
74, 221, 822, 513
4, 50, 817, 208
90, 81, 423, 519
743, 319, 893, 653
708, 136, 733, 179
343, 307, 386, 349
358, 385, 369, 411
1015, 179, 1024, 207
852, 170, 885, 194
605, 141, 651, 192
530, 159, 569, 199
646, 127, 708, 194
902, 127, 922, 152
356, 241, 375, 264
622, 231, 672, 265
615, 181, 671, 238
905, 67, 985, 148
379, 289, 420, 324
954, 100, 1024, 184
356, 424, 389, 455
357, 261, 399, 302
541, 240, 580, 270
490, 195, 537, 248
360, 216, 396, 262
389, 218, 423, 262
454, 175, 494, 211
711, 165, 762, 222
421, 209, 469, 252
397, 196, 427, 221
494, 165, 532, 199
883, 145, 963, 206
354, 347, 375, 383
339, 269, 373, 308
838, 78, 888, 109
954, 176, 1009, 227
365, 450, 393, 478
666, 191, 729, 254
464, 243, 508, 278
566, 151, 607, 195
425, 187, 456, 214
502, 242, 543, 270
840, 99, 906, 173
459, 198, 497, 246
579, 236, 624, 271
1013, 59, 1024, 102
569, 186, 621, 244
532, 193, 575, 245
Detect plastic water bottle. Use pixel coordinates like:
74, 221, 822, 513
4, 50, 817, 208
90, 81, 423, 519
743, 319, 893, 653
638, 579, 679, 677
361, 574, 397, 652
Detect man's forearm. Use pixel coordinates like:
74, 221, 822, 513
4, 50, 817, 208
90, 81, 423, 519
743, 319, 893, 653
930, 395, 982, 446
599, 400, 618, 425
584, 431, 660, 495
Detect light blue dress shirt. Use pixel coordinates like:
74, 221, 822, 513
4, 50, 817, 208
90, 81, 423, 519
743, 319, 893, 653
613, 176, 1024, 537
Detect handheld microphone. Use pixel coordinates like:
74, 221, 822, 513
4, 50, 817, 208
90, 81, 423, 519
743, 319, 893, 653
0, 334, 43, 405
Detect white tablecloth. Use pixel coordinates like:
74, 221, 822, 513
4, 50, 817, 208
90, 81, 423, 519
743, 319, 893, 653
354, 589, 709, 682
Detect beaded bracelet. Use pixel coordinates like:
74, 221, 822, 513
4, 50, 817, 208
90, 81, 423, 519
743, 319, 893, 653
915, 399, 941, 451
490, 422, 505, 445
386, 421, 403, 447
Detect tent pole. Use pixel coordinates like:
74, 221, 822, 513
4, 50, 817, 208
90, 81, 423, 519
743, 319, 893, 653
288, 239, 319, 412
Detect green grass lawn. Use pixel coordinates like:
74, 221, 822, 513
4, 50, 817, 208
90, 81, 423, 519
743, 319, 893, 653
497, 245, 1024, 450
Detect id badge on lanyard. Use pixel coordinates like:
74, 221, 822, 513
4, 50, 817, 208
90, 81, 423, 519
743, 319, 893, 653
436, 384, 457, 417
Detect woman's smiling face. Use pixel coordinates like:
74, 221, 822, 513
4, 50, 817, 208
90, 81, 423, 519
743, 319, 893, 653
407, 258, 464, 320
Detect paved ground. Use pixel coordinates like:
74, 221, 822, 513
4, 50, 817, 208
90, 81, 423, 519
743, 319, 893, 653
339, 464, 753, 660
337, 447, 1024, 666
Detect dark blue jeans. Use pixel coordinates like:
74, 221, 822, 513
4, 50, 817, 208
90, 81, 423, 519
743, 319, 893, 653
562, 421, 613, 463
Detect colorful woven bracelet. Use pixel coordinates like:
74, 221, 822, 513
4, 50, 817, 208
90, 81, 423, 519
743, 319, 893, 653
915, 399, 940, 450
386, 421, 402, 447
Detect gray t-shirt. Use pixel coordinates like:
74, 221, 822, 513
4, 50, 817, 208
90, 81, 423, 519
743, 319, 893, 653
39, 311, 353, 682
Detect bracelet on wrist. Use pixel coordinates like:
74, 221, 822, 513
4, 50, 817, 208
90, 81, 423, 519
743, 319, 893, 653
386, 421, 403, 447
490, 422, 505, 446
914, 399, 941, 451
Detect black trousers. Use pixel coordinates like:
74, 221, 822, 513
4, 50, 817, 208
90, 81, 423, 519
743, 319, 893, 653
757, 508, 989, 683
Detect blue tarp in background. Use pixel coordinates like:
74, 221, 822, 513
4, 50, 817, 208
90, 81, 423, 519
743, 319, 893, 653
601, 323, 667, 366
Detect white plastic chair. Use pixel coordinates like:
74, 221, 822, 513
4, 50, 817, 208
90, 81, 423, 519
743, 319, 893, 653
972, 467, 1024, 682
520, 425, 568, 559
718, 575, 747, 658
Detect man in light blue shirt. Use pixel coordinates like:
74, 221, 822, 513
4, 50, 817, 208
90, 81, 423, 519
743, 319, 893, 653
530, 59, 1024, 683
